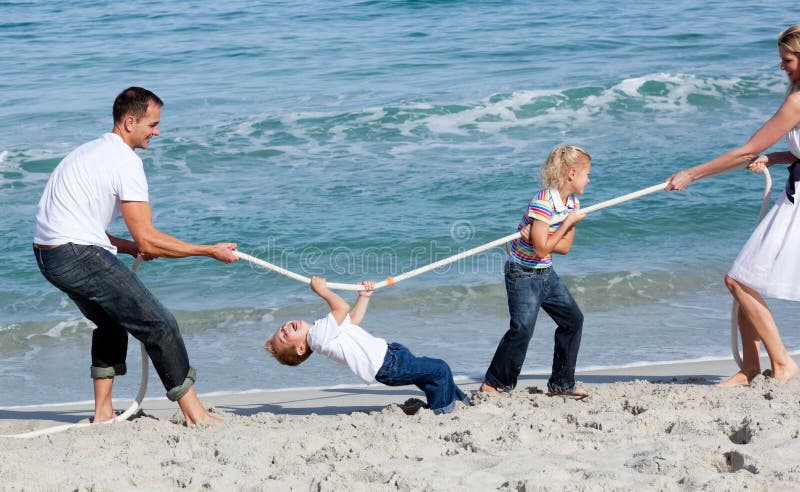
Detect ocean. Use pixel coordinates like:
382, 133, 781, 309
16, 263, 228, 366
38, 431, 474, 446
2, 0, 799, 407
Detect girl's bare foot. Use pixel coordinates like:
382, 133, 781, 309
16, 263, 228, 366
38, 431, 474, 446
477, 381, 503, 396
547, 387, 590, 398
715, 370, 758, 387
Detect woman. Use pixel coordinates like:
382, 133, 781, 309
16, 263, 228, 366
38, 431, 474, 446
666, 25, 800, 386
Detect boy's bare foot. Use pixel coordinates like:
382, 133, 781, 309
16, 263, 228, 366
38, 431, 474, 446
771, 359, 799, 384
715, 370, 758, 387
477, 381, 504, 396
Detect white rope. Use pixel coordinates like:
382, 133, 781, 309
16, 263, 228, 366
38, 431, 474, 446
237, 172, 771, 368
235, 181, 670, 290
2, 258, 149, 438
731, 168, 773, 369
3, 172, 767, 438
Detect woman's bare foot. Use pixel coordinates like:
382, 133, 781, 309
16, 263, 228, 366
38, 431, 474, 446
715, 370, 758, 387
771, 359, 799, 384
477, 381, 504, 396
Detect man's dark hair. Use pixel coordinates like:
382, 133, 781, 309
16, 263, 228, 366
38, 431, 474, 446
112, 87, 164, 124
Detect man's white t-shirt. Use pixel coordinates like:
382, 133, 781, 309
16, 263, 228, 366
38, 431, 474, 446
307, 313, 388, 384
33, 133, 149, 254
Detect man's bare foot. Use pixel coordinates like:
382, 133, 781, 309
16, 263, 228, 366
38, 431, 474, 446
715, 370, 757, 387
477, 381, 504, 396
185, 410, 223, 425
771, 359, 799, 384
178, 387, 223, 425
91, 409, 116, 424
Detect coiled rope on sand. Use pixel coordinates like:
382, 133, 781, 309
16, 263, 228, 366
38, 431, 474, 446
1, 259, 149, 439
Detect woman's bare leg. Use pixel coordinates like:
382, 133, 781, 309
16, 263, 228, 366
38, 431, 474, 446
716, 300, 761, 387
725, 276, 798, 384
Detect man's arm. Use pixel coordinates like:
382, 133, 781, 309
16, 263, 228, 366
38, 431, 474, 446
310, 276, 350, 325
349, 281, 374, 325
120, 201, 238, 263
107, 234, 140, 258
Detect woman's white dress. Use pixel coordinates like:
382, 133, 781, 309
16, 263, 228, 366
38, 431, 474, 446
727, 124, 800, 301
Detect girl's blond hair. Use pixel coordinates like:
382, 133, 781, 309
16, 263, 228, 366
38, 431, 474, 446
779, 24, 800, 94
540, 145, 591, 189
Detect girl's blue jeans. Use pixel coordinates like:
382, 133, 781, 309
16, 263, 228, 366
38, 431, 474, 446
485, 261, 584, 393
34, 243, 196, 401
375, 343, 468, 414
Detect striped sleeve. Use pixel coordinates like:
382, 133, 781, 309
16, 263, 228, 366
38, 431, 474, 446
527, 192, 553, 224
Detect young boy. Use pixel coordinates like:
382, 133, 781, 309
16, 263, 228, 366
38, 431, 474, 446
265, 277, 468, 414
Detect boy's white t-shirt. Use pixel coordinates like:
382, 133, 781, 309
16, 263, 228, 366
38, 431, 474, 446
33, 133, 149, 254
307, 313, 388, 384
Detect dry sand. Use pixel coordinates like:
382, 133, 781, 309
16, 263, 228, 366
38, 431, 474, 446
1, 356, 799, 491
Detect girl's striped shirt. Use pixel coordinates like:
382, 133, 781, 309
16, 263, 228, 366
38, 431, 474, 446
508, 188, 579, 268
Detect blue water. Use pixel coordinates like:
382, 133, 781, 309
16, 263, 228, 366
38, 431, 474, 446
2, 0, 800, 406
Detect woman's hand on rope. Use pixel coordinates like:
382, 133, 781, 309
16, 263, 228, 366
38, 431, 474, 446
746, 155, 768, 173
665, 169, 694, 191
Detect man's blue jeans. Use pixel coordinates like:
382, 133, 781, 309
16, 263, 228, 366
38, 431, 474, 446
34, 243, 196, 401
485, 261, 584, 393
375, 343, 468, 414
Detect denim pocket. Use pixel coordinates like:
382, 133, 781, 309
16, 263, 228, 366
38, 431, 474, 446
42, 244, 98, 280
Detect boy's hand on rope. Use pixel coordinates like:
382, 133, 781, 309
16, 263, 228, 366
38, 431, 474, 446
310, 276, 329, 294
358, 281, 376, 297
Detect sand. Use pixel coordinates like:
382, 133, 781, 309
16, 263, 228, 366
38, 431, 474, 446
1, 356, 799, 491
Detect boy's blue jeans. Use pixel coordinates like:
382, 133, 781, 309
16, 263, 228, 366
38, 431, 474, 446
485, 261, 584, 393
34, 243, 196, 401
375, 343, 468, 414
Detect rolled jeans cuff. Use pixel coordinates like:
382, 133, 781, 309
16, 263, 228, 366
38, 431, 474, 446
166, 367, 197, 402
90, 363, 127, 379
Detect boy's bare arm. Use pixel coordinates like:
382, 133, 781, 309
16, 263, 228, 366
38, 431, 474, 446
349, 281, 374, 325
310, 277, 350, 324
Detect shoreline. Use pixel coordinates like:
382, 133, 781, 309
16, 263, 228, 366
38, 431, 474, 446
1, 355, 798, 490
0, 354, 794, 421
5, 352, 798, 414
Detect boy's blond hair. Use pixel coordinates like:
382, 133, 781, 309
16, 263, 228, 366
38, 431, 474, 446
540, 145, 591, 189
779, 25, 800, 94
264, 335, 313, 366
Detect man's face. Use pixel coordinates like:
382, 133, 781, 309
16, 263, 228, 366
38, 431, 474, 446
130, 102, 161, 150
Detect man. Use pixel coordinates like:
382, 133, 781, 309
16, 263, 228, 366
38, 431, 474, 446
33, 87, 238, 424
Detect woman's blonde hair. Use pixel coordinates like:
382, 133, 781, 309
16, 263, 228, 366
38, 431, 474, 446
779, 24, 800, 94
540, 145, 591, 189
